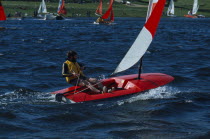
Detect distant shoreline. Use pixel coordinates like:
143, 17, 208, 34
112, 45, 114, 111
2, 1, 209, 18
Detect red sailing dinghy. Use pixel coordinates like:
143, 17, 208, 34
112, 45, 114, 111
94, 0, 114, 24
0, 0, 6, 21
51, 0, 174, 103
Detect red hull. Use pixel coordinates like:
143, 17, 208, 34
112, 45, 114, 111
51, 73, 174, 103
184, 15, 197, 18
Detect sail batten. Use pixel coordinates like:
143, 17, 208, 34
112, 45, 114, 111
113, 0, 166, 75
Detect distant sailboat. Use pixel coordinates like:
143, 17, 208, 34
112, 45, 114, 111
37, 0, 54, 19
56, 0, 67, 20
38, 0, 66, 20
38, 0, 48, 17
167, 0, 175, 17
94, 0, 114, 24
0, 0, 6, 21
1, 0, 23, 20
184, 0, 205, 18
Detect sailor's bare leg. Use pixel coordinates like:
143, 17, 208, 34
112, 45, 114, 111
88, 78, 104, 89
79, 80, 101, 93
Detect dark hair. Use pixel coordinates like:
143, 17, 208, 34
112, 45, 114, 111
67, 51, 77, 58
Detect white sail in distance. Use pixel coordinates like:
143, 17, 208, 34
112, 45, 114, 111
192, 0, 199, 15
113, 0, 165, 75
38, 0, 47, 14
167, 0, 175, 16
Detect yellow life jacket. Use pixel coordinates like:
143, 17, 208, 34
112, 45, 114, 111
64, 60, 85, 83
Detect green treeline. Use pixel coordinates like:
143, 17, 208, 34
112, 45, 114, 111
3, 0, 101, 3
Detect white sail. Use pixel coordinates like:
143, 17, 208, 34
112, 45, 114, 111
113, 0, 163, 75
192, 0, 199, 15
167, 0, 174, 16
38, 0, 47, 14
113, 27, 153, 74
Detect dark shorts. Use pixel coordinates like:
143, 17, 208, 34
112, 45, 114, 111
69, 76, 87, 86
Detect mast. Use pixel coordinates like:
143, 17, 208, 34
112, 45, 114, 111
138, 58, 143, 79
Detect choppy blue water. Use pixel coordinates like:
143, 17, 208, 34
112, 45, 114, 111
0, 17, 210, 138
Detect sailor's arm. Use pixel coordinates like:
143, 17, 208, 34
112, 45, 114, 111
62, 63, 74, 77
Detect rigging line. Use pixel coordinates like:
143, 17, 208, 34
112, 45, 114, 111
72, 81, 103, 95
73, 72, 81, 94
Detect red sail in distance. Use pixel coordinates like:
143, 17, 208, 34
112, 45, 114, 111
0, 0, 6, 20
101, 0, 114, 20
58, 0, 67, 15
95, 0, 103, 15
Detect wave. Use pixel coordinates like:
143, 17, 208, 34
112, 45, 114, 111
0, 110, 16, 119
0, 122, 35, 133
0, 88, 55, 105
116, 86, 180, 106
194, 67, 210, 76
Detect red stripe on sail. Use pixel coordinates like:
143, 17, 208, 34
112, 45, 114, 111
145, 0, 165, 38
101, 0, 113, 19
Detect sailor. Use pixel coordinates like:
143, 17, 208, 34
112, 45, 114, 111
96, 16, 105, 23
62, 50, 108, 93
188, 10, 192, 15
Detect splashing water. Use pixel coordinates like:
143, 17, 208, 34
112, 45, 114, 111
117, 86, 180, 105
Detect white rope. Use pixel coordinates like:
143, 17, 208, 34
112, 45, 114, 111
73, 81, 103, 95
73, 71, 81, 94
